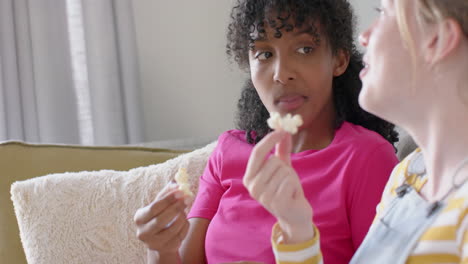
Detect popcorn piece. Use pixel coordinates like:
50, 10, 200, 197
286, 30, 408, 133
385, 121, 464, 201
174, 168, 193, 197
267, 112, 303, 134
267, 112, 282, 131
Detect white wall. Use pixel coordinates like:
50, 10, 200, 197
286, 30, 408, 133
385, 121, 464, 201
349, 0, 379, 40
132, 0, 377, 143
132, 0, 246, 143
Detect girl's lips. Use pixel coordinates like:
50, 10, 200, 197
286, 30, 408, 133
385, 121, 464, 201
360, 64, 369, 79
276, 95, 306, 111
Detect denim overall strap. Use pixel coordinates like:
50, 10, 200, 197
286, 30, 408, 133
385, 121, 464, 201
349, 185, 443, 264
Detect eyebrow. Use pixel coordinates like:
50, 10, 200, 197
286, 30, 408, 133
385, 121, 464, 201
252, 26, 319, 42
294, 27, 318, 37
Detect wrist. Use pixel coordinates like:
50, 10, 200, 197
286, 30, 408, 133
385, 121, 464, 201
278, 220, 315, 244
148, 249, 180, 264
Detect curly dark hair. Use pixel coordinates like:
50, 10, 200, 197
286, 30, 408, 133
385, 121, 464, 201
227, 0, 399, 147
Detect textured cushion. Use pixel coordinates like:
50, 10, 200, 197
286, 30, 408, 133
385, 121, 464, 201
10, 142, 216, 264
395, 127, 418, 161
0, 141, 187, 264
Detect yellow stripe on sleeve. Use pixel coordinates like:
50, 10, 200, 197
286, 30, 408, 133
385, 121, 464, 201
419, 226, 457, 241
271, 222, 322, 264
406, 253, 460, 263
274, 253, 322, 264
443, 197, 467, 212
271, 222, 320, 252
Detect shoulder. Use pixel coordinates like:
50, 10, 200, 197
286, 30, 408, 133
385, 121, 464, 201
207, 130, 253, 174
338, 122, 391, 148
335, 122, 397, 162
211, 129, 252, 158
385, 149, 422, 196
445, 177, 467, 246
216, 129, 249, 147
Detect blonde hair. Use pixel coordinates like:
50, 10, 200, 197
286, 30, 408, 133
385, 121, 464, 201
395, 0, 468, 103
395, 0, 468, 58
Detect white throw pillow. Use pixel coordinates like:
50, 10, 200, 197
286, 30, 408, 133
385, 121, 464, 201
10, 142, 216, 264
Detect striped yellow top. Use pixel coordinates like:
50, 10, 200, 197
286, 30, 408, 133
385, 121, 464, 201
271, 150, 468, 264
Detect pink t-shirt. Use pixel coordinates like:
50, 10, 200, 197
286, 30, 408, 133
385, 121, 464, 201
188, 122, 398, 264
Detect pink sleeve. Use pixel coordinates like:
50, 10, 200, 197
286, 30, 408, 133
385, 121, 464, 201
348, 142, 399, 249
187, 138, 226, 220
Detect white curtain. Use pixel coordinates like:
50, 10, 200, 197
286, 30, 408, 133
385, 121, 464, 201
0, 0, 144, 145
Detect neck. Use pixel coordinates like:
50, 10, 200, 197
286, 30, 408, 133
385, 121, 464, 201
292, 123, 335, 153
407, 102, 468, 201
291, 109, 336, 153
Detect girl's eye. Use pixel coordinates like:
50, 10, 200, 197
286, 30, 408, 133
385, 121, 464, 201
255, 51, 273, 60
297, 47, 313, 54
375, 7, 384, 15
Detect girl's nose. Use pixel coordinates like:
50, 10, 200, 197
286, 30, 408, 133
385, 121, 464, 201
359, 26, 372, 47
273, 59, 296, 85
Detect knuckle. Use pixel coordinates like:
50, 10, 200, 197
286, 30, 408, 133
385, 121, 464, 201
133, 212, 142, 225
250, 185, 262, 199
285, 174, 296, 184
278, 166, 290, 177
285, 165, 295, 174
134, 208, 148, 225
177, 201, 187, 211
245, 182, 253, 194
169, 204, 181, 216
152, 218, 163, 230
149, 201, 161, 213
165, 225, 177, 237
181, 216, 189, 227
134, 218, 143, 226
147, 240, 163, 251
258, 195, 267, 206
136, 229, 148, 241
242, 176, 249, 187
269, 156, 280, 164
251, 147, 260, 156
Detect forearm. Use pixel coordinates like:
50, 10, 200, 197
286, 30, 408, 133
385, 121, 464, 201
147, 249, 181, 264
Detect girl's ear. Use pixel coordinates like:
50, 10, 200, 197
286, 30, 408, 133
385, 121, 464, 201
423, 18, 463, 64
333, 49, 350, 77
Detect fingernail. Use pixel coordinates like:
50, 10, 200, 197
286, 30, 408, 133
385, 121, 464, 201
184, 198, 191, 206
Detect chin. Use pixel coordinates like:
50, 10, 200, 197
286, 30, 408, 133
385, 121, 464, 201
358, 88, 384, 114
360, 91, 401, 123
358, 88, 373, 112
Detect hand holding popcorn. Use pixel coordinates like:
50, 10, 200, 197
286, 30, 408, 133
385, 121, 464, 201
243, 131, 314, 244
134, 182, 189, 254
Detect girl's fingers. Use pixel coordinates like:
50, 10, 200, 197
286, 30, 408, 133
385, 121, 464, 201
275, 132, 292, 165
276, 176, 295, 203
145, 213, 188, 250
257, 167, 287, 207
251, 157, 282, 189
177, 216, 190, 241
136, 199, 186, 241
134, 190, 182, 225
244, 131, 287, 184
155, 182, 179, 200
154, 210, 187, 240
